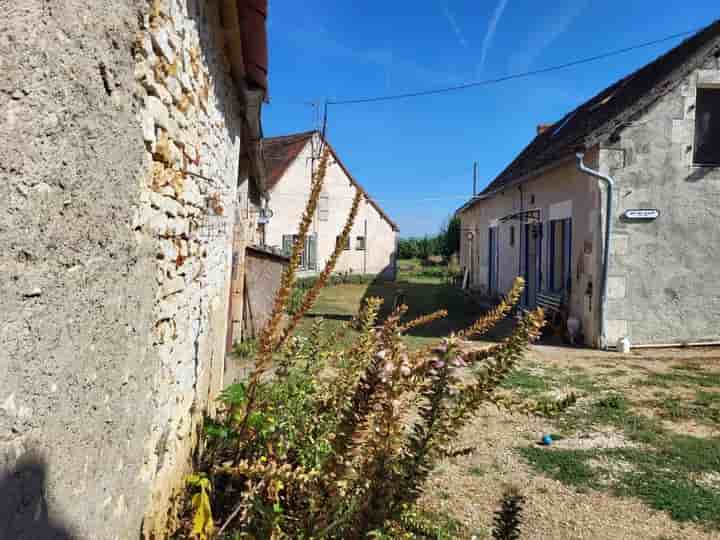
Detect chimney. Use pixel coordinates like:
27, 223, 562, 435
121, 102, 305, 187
537, 123, 553, 135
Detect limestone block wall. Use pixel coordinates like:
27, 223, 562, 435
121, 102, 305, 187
604, 53, 720, 345
133, 0, 248, 534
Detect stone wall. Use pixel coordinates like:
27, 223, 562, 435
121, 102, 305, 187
134, 0, 257, 535
242, 247, 288, 339
1, 1, 256, 538
2, 1, 156, 538
603, 53, 720, 345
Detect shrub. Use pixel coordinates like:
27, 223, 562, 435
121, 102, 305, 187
179, 146, 565, 539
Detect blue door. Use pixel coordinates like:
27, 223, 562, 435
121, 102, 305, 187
488, 227, 498, 294
523, 223, 543, 307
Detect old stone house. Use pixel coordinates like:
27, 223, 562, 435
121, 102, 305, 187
458, 21, 720, 349
2, 1, 269, 538
262, 131, 400, 280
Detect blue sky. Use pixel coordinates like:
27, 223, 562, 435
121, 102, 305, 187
263, 1, 717, 237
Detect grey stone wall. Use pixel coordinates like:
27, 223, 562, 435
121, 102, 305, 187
1, 0, 252, 538
603, 53, 720, 345
1, 1, 155, 538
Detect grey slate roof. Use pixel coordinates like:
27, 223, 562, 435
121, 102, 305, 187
468, 20, 720, 206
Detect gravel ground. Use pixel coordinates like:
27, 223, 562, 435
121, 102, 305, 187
418, 344, 720, 540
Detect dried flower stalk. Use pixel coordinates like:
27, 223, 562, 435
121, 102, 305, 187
278, 187, 363, 347
237, 146, 331, 436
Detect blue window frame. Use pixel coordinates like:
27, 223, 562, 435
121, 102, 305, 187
548, 218, 572, 293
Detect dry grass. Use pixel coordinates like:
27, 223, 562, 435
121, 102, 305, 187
420, 344, 720, 539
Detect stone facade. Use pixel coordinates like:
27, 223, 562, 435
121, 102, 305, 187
1, 1, 264, 538
459, 49, 720, 348
603, 54, 720, 345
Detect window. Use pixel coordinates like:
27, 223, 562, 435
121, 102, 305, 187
509, 226, 515, 247
282, 234, 317, 270
336, 235, 350, 251
694, 88, 720, 166
356, 236, 366, 250
318, 194, 329, 221
548, 219, 572, 292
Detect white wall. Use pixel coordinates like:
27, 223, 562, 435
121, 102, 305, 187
265, 135, 398, 278
459, 156, 603, 346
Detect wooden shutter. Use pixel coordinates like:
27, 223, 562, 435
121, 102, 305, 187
282, 235, 292, 257
307, 235, 317, 270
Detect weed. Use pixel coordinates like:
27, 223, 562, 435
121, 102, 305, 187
233, 339, 257, 360
469, 466, 485, 477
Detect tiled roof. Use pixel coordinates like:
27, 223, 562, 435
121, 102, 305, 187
262, 131, 315, 190
474, 20, 720, 202
262, 131, 400, 231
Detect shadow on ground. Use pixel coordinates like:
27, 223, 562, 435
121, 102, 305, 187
361, 275, 516, 342
0, 451, 75, 540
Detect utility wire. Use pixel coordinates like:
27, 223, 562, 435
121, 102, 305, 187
327, 28, 699, 105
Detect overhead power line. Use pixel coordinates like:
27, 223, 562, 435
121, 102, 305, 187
327, 28, 699, 105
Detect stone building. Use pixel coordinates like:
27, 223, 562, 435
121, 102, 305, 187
2, 0, 269, 538
457, 21, 720, 349
262, 131, 399, 280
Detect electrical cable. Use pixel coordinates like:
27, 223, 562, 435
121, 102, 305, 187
326, 28, 699, 105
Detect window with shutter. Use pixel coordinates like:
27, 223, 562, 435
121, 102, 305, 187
318, 194, 329, 221
307, 235, 318, 270
336, 235, 350, 250
356, 236, 366, 251
282, 235, 293, 257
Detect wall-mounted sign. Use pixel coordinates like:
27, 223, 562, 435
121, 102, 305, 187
623, 209, 659, 221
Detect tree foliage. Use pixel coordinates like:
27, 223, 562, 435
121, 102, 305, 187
398, 216, 461, 260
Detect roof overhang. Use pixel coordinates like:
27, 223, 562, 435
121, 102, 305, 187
499, 209, 541, 223
456, 152, 582, 214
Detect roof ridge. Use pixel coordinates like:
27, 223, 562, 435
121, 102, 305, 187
476, 19, 720, 199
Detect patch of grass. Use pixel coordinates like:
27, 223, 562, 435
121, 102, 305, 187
641, 370, 720, 389
521, 391, 720, 528
606, 369, 629, 376
671, 363, 707, 372
652, 390, 720, 425
500, 369, 548, 395
469, 465, 485, 477
564, 372, 602, 393
519, 447, 602, 490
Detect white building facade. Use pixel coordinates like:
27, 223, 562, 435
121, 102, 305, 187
263, 132, 399, 279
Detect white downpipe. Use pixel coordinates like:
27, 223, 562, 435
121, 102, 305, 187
576, 153, 614, 350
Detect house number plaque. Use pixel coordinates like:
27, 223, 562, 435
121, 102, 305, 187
623, 209, 659, 221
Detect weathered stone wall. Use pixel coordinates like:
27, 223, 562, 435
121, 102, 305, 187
1, 1, 155, 538
242, 247, 288, 339
603, 53, 720, 345
134, 0, 251, 535
1, 0, 252, 538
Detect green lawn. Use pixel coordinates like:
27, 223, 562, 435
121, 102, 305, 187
297, 259, 484, 349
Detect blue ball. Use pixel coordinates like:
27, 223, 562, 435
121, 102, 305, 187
542, 434, 553, 446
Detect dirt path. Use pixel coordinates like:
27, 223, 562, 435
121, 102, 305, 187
420, 344, 720, 539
